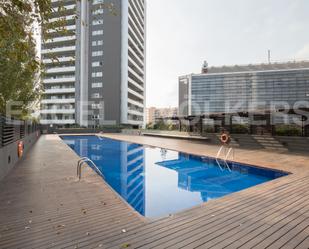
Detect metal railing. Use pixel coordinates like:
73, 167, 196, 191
215, 145, 234, 172
77, 157, 104, 180
0, 115, 40, 148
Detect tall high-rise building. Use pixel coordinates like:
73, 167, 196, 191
40, 0, 146, 128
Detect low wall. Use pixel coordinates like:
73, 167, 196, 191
121, 129, 142, 135
0, 132, 40, 181
43, 127, 121, 134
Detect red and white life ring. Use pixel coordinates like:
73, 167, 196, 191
17, 141, 24, 158
220, 133, 231, 145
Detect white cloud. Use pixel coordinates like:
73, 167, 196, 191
295, 44, 309, 60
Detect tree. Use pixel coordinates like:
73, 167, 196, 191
0, 0, 116, 118
0, 0, 56, 117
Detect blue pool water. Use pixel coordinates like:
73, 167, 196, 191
61, 135, 288, 218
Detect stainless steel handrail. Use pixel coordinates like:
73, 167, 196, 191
77, 157, 104, 180
215, 145, 233, 172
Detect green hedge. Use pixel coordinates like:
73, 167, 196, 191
275, 125, 302, 136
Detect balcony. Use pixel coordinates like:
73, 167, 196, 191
52, 4, 75, 13
44, 88, 75, 94
128, 108, 144, 117
40, 109, 75, 114
128, 67, 144, 83
44, 36, 76, 44
40, 119, 75, 125
127, 98, 144, 108
129, 27, 144, 52
41, 46, 76, 54
128, 46, 144, 69
129, 5, 144, 34
43, 56, 75, 64
46, 25, 76, 33
128, 16, 144, 44
127, 119, 143, 126
44, 77, 75, 84
128, 77, 143, 92
45, 66, 75, 74
129, 37, 144, 61
128, 88, 144, 101
49, 15, 75, 23
41, 98, 75, 104
130, 0, 145, 28
129, 57, 144, 76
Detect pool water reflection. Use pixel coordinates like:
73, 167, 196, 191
61, 135, 288, 218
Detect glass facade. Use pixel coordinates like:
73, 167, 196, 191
180, 66, 309, 117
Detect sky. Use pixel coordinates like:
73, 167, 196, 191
145, 0, 309, 108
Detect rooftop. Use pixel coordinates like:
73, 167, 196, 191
204, 60, 309, 74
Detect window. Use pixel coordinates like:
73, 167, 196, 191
92, 51, 103, 57
93, 0, 104, 4
92, 103, 102, 109
91, 93, 101, 98
92, 82, 103, 88
92, 9, 103, 15
92, 40, 103, 46
92, 19, 103, 25
91, 72, 103, 78
92, 61, 103, 67
92, 30, 103, 36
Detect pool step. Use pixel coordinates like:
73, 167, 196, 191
250, 135, 289, 152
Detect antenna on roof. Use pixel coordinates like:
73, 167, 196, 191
202, 60, 208, 73
268, 49, 271, 64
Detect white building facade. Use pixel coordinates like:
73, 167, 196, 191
40, 0, 146, 128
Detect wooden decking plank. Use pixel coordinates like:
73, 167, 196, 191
0, 193, 132, 225
29, 219, 142, 249
106, 178, 309, 248
249, 213, 309, 248
1, 134, 309, 249
135, 182, 309, 249
265, 216, 309, 249
103, 182, 306, 248
294, 234, 309, 249
191, 195, 309, 249
103, 176, 306, 248
281, 225, 309, 249
235, 203, 309, 248
0, 207, 139, 248
1, 217, 141, 249
0, 136, 144, 249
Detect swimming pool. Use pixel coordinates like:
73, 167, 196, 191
61, 135, 288, 218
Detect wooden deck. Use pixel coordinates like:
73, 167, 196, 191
0, 134, 309, 249
142, 132, 209, 141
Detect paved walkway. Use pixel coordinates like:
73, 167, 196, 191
0, 134, 309, 249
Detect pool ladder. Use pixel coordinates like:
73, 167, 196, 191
215, 146, 234, 172
77, 157, 104, 180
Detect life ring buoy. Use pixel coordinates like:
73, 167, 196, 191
220, 133, 230, 145
17, 141, 24, 158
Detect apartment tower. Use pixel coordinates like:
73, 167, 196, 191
40, 0, 146, 128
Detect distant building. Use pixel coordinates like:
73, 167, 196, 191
146, 107, 178, 124
40, 0, 146, 128
179, 60, 309, 121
